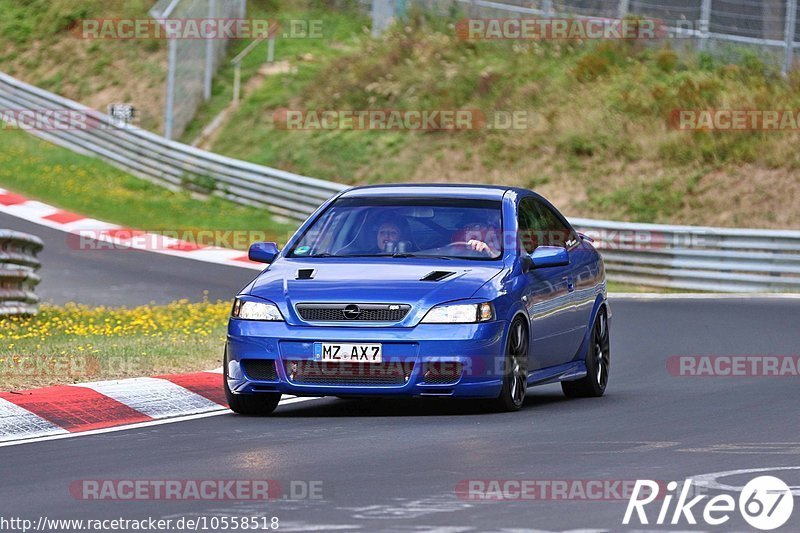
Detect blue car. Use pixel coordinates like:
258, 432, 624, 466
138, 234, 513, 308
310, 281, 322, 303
225, 184, 609, 414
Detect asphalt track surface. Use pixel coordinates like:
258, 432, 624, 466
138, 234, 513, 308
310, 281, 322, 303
0, 212, 257, 305
3, 212, 800, 531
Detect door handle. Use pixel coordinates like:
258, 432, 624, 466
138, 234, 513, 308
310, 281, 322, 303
563, 276, 575, 292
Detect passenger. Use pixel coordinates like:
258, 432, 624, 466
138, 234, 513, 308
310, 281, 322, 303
376, 221, 403, 252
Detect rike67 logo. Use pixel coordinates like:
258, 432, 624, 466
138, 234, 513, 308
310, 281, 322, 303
624, 476, 794, 530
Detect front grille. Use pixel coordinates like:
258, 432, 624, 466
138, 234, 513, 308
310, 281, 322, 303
241, 359, 278, 381
285, 360, 414, 385
422, 362, 463, 385
296, 303, 411, 322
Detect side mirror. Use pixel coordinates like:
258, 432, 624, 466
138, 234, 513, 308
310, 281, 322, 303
520, 254, 533, 273
248, 242, 280, 264
528, 246, 569, 269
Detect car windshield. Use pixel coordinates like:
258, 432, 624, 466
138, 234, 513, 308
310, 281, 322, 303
288, 196, 504, 260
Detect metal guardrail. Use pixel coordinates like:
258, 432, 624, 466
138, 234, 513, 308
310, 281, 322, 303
0, 72, 346, 220
0, 230, 43, 315
1, 70, 799, 292
571, 218, 800, 292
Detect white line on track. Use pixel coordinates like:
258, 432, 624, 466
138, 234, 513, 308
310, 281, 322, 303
692, 466, 800, 496
0, 396, 321, 449
609, 292, 800, 299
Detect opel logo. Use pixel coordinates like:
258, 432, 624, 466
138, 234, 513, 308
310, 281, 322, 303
342, 304, 361, 320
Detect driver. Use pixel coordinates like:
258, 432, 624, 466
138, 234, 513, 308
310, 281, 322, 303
460, 220, 499, 256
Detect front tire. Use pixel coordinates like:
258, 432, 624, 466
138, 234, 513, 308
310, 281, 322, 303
562, 307, 609, 398
223, 350, 281, 415
491, 317, 529, 412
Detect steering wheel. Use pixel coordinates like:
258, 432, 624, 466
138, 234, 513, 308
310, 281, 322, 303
442, 241, 492, 256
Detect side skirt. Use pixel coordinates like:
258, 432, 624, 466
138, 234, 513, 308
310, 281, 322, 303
528, 361, 588, 386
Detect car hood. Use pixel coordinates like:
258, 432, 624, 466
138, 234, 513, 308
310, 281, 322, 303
246, 259, 504, 326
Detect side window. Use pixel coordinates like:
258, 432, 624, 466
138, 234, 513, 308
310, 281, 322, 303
518, 197, 574, 252
517, 198, 540, 254
534, 202, 572, 248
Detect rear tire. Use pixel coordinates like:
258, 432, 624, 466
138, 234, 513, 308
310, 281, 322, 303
223, 349, 281, 415
491, 317, 529, 412
562, 307, 609, 398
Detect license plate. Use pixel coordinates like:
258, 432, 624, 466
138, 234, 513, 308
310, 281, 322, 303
313, 342, 382, 363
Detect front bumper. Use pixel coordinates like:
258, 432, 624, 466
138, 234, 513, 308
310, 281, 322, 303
226, 319, 508, 398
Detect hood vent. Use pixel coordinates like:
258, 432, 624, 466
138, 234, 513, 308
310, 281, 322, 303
421, 271, 455, 282
296, 268, 316, 280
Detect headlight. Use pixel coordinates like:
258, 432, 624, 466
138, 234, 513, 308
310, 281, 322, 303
421, 302, 494, 323
231, 298, 284, 321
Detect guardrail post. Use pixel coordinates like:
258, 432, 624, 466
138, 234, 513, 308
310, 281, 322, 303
699, 0, 712, 50
783, 0, 798, 74
203, 0, 217, 101
233, 62, 242, 104
267, 37, 275, 64
618, 0, 630, 19
542, 0, 553, 17
164, 37, 177, 140
395, 0, 407, 20
372, 0, 394, 36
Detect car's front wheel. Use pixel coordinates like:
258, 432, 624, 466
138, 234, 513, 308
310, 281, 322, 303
562, 307, 609, 398
491, 317, 529, 412
223, 349, 281, 415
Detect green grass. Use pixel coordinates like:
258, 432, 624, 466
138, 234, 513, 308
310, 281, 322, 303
0, 128, 296, 245
181, 6, 369, 145
0, 300, 228, 391
0, 0, 166, 131
0, 0, 145, 43
200, 10, 800, 228
5, 1, 799, 227
606, 281, 693, 293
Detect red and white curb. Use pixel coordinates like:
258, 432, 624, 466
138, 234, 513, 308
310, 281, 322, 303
0, 370, 317, 446
0, 371, 225, 443
0, 187, 263, 270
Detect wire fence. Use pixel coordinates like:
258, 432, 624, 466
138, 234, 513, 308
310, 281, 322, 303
372, 0, 800, 72
150, 0, 247, 140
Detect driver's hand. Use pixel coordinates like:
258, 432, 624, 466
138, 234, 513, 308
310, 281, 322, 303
467, 240, 493, 255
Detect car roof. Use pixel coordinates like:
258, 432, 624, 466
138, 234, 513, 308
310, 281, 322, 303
339, 183, 526, 201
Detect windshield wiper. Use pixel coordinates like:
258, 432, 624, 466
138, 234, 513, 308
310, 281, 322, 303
306, 253, 452, 260
390, 253, 453, 260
